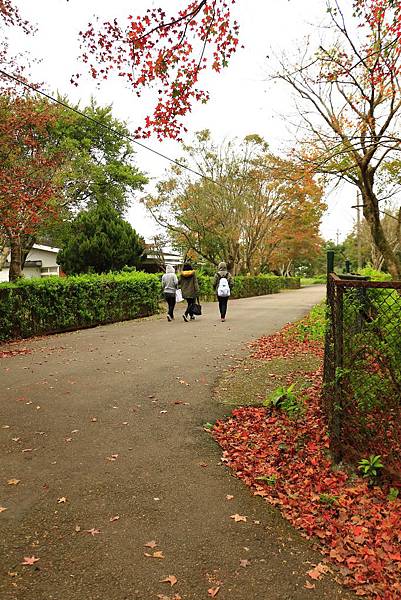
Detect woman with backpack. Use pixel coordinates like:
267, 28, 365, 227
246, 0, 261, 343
161, 264, 179, 321
213, 262, 233, 322
179, 263, 200, 322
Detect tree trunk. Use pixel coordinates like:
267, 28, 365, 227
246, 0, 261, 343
21, 234, 36, 270
362, 188, 401, 279
9, 236, 22, 282
0, 244, 10, 270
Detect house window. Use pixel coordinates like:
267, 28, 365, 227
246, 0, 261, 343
41, 266, 59, 277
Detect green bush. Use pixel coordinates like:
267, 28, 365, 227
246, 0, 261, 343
0, 272, 160, 341
197, 273, 300, 301
0, 272, 300, 341
358, 266, 392, 281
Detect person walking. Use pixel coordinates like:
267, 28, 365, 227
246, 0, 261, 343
213, 261, 233, 322
179, 263, 199, 322
161, 265, 178, 322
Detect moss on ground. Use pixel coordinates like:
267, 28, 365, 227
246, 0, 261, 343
214, 354, 321, 407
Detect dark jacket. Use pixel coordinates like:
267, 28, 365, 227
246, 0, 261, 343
179, 270, 199, 299
213, 262, 233, 293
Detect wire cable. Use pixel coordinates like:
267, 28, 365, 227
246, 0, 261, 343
0, 68, 221, 186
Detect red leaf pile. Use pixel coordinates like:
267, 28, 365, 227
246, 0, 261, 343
213, 330, 401, 598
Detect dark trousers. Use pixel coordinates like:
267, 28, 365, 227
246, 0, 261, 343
184, 297, 195, 317
164, 293, 176, 318
218, 296, 229, 318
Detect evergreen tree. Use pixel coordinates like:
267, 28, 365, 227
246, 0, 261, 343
58, 203, 145, 275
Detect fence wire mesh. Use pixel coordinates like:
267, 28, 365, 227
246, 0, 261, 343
323, 274, 401, 478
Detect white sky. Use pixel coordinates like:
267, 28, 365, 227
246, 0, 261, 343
9, 0, 357, 243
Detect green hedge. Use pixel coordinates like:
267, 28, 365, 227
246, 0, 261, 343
197, 273, 300, 301
0, 272, 300, 342
0, 272, 160, 342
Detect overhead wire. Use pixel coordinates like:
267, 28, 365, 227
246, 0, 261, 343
0, 68, 223, 188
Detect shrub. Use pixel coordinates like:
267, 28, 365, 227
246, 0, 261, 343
0, 272, 300, 341
197, 273, 300, 301
0, 272, 160, 341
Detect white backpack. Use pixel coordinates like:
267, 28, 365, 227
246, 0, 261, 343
217, 275, 230, 297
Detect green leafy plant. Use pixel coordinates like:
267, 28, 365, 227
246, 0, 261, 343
264, 384, 304, 417
387, 487, 399, 502
319, 493, 338, 506
358, 455, 384, 480
255, 474, 277, 485
295, 302, 326, 342
203, 422, 214, 431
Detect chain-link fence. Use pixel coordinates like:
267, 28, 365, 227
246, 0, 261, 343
323, 273, 401, 478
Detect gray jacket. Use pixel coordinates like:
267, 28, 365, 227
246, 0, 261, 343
162, 265, 178, 295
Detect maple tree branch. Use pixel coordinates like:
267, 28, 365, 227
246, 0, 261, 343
133, 0, 207, 43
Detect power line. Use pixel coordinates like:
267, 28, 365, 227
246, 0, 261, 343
0, 68, 220, 186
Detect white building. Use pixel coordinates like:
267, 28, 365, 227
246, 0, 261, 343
0, 244, 61, 282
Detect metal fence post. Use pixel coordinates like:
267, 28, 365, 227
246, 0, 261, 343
332, 284, 344, 462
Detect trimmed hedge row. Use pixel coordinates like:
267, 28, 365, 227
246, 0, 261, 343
0, 272, 300, 342
197, 273, 300, 301
0, 272, 160, 342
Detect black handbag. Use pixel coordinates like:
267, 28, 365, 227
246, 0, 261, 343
192, 299, 202, 316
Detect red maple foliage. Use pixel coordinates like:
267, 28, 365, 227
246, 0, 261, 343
0, 1, 35, 89
76, 1, 240, 140
0, 95, 64, 280
213, 328, 401, 598
75, 0, 400, 140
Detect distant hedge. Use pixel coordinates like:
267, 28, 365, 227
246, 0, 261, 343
197, 273, 300, 301
0, 272, 300, 342
0, 272, 160, 342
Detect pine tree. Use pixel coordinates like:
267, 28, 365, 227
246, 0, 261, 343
58, 203, 145, 275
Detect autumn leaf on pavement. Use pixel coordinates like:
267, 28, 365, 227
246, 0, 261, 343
144, 550, 165, 559
307, 562, 329, 580
85, 528, 101, 536
7, 479, 20, 485
208, 587, 220, 597
106, 454, 118, 461
144, 540, 157, 548
22, 556, 40, 565
239, 559, 251, 567
160, 575, 177, 586
230, 514, 247, 522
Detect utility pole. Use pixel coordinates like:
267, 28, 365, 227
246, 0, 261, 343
336, 229, 340, 246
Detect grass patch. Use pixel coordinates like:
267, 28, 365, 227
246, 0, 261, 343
214, 354, 321, 407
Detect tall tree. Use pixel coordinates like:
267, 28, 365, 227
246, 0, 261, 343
57, 202, 145, 275
0, 94, 65, 281
144, 131, 324, 274
52, 98, 148, 217
277, 0, 401, 278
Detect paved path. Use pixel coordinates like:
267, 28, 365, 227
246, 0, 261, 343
1, 287, 353, 600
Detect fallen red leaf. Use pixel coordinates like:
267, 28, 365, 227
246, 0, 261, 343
22, 556, 40, 565
160, 575, 177, 586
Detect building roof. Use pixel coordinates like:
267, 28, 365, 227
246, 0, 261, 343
32, 244, 60, 254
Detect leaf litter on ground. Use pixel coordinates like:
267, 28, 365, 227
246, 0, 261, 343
213, 323, 401, 598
